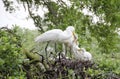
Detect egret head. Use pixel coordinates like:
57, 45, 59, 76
66, 26, 76, 39
66, 26, 75, 32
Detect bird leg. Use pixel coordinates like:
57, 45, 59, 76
45, 41, 50, 62
54, 43, 57, 53
69, 46, 73, 58
65, 44, 68, 56
62, 43, 67, 57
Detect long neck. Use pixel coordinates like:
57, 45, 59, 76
64, 30, 72, 34
63, 30, 72, 39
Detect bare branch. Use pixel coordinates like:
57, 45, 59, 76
26, 0, 44, 32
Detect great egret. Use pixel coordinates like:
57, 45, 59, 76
35, 26, 75, 44
72, 44, 92, 61
35, 26, 77, 58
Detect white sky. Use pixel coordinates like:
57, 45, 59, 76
0, 0, 119, 35
0, 0, 95, 30
0, 0, 37, 30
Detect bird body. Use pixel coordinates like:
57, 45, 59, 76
78, 48, 92, 61
35, 29, 63, 42
35, 26, 75, 44
72, 44, 92, 61
84, 51, 92, 61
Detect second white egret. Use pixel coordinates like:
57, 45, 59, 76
72, 44, 92, 61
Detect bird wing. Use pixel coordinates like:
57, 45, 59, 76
35, 29, 63, 42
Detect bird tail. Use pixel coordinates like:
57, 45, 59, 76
35, 33, 48, 42
35, 36, 40, 42
35, 36, 42, 42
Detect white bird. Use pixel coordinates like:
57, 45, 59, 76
35, 26, 75, 44
72, 44, 92, 61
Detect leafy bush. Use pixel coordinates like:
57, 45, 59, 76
0, 27, 25, 78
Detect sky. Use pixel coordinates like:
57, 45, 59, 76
0, 0, 100, 30
0, 0, 37, 30
0, 0, 119, 35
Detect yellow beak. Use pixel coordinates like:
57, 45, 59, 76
72, 31, 78, 44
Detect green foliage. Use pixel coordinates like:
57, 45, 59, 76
0, 27, 25, 78
86, 52, 120, 79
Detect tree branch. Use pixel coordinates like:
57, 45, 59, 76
26, 0, 44, 32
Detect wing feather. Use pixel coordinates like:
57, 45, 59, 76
35, 29, 63, 42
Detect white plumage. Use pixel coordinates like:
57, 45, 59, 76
72, 44, 92, 61
35, 26, 76, 45
78, 48, 92, 61
35, 29, 64, 42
